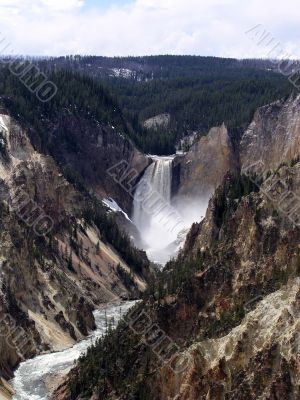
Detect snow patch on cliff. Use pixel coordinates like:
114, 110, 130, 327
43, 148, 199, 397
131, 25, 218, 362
102, 198, 131, 221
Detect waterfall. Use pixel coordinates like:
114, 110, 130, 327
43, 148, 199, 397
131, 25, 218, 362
133, 156, 182, 264
133, 156, 172, 229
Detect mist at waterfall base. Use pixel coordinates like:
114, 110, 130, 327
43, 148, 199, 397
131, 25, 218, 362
133, 156, 209, 265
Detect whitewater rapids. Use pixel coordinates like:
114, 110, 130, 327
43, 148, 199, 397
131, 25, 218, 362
11, 301, 135, 400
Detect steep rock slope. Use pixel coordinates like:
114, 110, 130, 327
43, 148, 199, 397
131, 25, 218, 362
240, 94, 300, 173
172, 124, 238, 200
0, 112, 151, 380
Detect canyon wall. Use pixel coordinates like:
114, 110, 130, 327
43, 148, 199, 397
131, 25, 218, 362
172, 94, 300, 203
0, 112, 151, 379
240, 94, 300, 173
172, 123, 238, 200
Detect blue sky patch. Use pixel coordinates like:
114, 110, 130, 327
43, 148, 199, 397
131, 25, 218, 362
83, 0, 133, 10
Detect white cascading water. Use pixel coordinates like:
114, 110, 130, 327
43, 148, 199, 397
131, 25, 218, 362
133, 156, 184, 264
11, 301, 135, 400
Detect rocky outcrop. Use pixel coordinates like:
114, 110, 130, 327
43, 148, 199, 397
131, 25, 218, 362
157, 279, 300, 400
143, 113, 171, 130
240, 94, 300, 173
0, 377, 14, 399
172, 124, 238, 200
173, 94, 300, 202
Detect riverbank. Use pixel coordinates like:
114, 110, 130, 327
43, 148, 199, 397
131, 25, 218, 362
0, 378, 14, 400
10, 302, 135, 400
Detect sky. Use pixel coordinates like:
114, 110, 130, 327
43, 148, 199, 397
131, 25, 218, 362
0, 0, 299, 58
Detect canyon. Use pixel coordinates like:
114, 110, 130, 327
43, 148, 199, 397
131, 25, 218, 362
1, 60, 300, 400
54, 93, 300, 400
0, 97, 237, 398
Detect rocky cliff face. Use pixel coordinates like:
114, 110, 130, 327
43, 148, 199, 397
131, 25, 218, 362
240, 94, 300, 173
0, 112, 151, 379
172, 124, 238, 200
143, 113, 171, 130
173, 94, 300, 202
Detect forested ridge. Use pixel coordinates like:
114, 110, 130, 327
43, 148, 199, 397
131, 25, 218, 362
0, 66, 131, 147
107, 69, 292, 154
1, 56, 294, 155
37, 55, 294, 154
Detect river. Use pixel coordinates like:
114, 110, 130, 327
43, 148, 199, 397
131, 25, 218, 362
11, 301, 135, 400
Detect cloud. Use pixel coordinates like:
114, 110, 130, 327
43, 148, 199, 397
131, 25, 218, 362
0, 0, 299, 57
0, 0, 83, 9
40, 0, 84, 11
